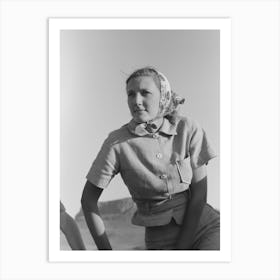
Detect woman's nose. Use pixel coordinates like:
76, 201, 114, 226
134, 92, 143, 105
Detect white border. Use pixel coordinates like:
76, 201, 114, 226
49, 18, 231, 262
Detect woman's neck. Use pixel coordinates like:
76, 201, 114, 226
150, 117, 163, 128
144, 117, 164, 133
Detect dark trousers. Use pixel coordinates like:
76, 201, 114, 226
145, 203, 220, 250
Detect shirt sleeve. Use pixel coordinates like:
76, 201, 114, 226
86, 136, 120, 189
189, 120, 217, 169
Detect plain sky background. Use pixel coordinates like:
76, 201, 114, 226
60, 30, 220, 216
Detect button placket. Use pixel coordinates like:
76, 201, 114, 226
156, 153, 163, 159
166, 177, 173, 198
154, 134, 172, 196
159, 173, 170, 195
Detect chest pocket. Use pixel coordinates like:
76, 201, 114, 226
175, 157, 193, 184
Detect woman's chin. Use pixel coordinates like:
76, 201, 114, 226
133, 115, 150, 123
133, 118, 147, 124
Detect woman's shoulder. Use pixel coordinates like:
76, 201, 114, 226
103, 123, 132, 146
175, 115, 202, 132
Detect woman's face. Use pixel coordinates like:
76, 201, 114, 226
126, 76, 161, 123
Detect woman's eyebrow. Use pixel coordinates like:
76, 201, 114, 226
127, 89, 135, 95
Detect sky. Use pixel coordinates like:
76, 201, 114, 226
60, 30, 220, 216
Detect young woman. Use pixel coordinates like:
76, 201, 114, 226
81, 67, 220, 250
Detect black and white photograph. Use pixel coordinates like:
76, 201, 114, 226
49, 18, 231, 261
1, 1, 279, 279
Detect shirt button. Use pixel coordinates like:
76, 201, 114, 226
152, 134, 159, 139
156, 153, 163, 159
159, 174, 167, 179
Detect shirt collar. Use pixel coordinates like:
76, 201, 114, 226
127, 118, 177, 136
159, 118, 177, 136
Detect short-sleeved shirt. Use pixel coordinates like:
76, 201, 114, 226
86, 116, 216, 226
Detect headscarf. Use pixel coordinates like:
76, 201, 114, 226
155, 69, 185, 119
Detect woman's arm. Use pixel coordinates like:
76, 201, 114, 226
175, 165, 207, 250
81, 180, 112, 250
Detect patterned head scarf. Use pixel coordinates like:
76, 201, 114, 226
155, 69, 185, 119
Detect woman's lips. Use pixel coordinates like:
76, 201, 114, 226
134, 108, 145, 113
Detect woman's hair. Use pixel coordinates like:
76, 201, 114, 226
126, 67, 179, 124
126, 67, 161, 91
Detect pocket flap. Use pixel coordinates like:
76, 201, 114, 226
175, 157, 193, 184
